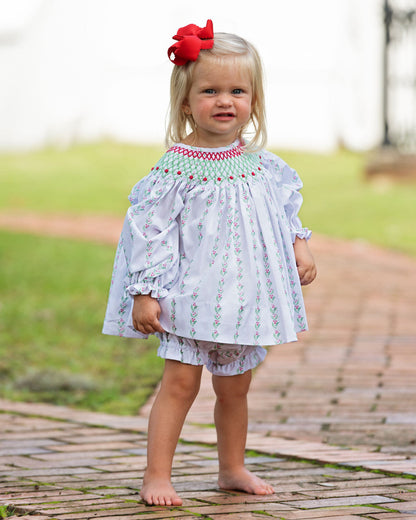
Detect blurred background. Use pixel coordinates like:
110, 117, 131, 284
0, 0, 415, 414
0, 0, 411, 152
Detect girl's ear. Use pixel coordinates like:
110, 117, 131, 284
182, 101, 191, 115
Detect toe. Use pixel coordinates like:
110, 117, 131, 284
172, 496, 183, 506
140, 493, 152, 505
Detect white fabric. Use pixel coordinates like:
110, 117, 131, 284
156, 332, 267, 376
103, 140, 311, 346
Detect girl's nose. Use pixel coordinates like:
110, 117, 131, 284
216, 93, 232, 106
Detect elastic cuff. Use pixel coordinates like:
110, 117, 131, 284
291, 228, 312, 242
206, 346, 267, 376
127, 283, 168, 299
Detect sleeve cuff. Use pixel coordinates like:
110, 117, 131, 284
291, 228, 312, 243
127, 282, 168, 299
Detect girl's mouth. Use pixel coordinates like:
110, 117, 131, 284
213, 113, 235, 120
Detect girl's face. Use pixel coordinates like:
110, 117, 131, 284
183, 58, 253, 148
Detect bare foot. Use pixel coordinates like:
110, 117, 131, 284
140, 476, 183, 506
218, 467, 275, 495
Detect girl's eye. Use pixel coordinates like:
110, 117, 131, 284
232, 88, 244, 94
204, 88, 215, 94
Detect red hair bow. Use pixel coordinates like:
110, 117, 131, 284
168, 19, 214, 66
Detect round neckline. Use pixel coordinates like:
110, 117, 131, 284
176, 139, 242, 153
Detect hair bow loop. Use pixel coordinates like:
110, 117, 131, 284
168, 19, 214, 66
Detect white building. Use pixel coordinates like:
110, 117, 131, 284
0, 0, 388, 152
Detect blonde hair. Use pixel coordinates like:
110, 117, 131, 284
166, 32, 267, 151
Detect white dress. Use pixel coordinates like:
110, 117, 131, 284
103, 140, 311, 347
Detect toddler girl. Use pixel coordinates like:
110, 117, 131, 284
103, 19, 316, 506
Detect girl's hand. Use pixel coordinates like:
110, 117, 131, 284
293, 237, 317, 286
132, 294, 165, 334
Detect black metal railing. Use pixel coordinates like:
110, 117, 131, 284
382, 0, 416, 151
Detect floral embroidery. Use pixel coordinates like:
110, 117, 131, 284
292, 290, 306, 331
189, 288, 199, 338
117, 288, 129, 336
233, 199, 244, 343
237, 354, 246, 374
193, 340, 203, 365
212, 192, 233, 341
282, 239, 307, 333
179, 202, 192, 239
170, 298, 177, 334
212, 253, 227, 341
208, 194, 225, 267
242, 189, 262, 345
260, 232, 281, 343
178, 336, 184, 362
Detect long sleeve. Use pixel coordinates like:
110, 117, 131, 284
102, 171, 185, 338
263, 150, 311, 243
124, 173, 185, 298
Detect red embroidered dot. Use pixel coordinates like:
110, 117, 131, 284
164, 168, 168, 172
189, 175, 193, 180
156, 166, 159, 170
217, 177, 221, 181
229, 176, 233, 180
258, 167, 261, 171
177, 171, 182, 175
151, 167, 154, 170
242, 174, 245, 178
252, 172, 256, 176
203, 177, 207, 182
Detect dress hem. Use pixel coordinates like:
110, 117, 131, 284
102, 321, 305, 347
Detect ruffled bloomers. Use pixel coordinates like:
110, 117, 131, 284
157, 332, 267, 376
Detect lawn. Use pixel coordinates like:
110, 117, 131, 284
0, 142, 164, 216
0, 142, 414, 414
0, 230, 162, 415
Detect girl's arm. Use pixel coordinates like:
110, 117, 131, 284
132, 294, 165, 334
293, 237, 317, 286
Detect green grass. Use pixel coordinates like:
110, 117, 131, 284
0, 505, 14, 518
0, 142, 163, 215
0, 230, 163, 415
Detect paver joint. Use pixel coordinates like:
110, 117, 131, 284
1, 217, 416, 518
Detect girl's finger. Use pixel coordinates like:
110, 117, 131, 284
152, 320, 165, 333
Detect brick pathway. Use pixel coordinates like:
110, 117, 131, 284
1, 213, 416, 518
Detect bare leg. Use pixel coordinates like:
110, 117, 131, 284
140, 360, 203, 506
212, 370, 274, 495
